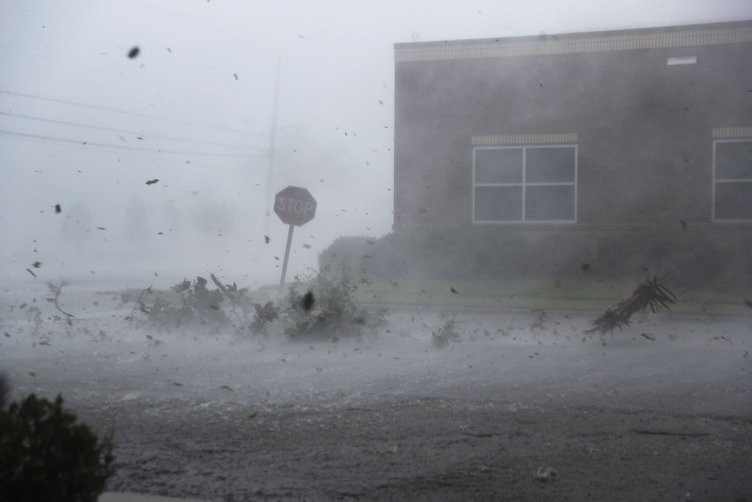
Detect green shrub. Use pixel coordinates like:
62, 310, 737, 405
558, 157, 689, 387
318, 226, 530, 281
125, 275, 258, 330
250, 301, 280, 334
594, 226, 727, 289
0, 394, 115, 502
283, 269, 384, 339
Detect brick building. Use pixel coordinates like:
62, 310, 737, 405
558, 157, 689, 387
393, 21, 752, 232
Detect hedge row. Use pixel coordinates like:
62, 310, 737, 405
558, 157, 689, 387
319, 225, 751, 292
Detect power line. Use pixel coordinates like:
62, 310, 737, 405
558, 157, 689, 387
0, 128, 264, 158
0, 111, 251, 150
0, 89, 256, 137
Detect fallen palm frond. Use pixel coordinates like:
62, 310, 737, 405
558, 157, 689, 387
587, 274, 676, 334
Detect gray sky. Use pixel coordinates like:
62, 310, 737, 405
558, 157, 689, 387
2, 0, 751, 287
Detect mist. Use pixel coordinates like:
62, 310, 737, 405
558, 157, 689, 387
2, 1, 752, 501
3, 0, 751, 288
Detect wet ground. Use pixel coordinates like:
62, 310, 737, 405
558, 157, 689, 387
1, 288, 751, 500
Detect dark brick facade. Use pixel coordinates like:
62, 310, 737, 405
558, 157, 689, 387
394, 21, 752, 231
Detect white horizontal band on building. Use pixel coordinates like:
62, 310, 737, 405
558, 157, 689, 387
396, 23, 752, 63
713, 127, 752, 138
472, 133, 578, 146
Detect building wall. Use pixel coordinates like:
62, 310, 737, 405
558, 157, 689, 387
393, 22, 752, 230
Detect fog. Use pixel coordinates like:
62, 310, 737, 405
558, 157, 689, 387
2, 2, 752, 500
3, 0, 752, 287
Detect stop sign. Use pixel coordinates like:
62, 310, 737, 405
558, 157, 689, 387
274, 186, 317, 226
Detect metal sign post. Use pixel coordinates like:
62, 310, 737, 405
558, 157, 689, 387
273, 185, 317, 291
279, 224, 295, 290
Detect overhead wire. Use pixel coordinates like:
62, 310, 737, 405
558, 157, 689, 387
0, 111, 252, 150
0, 128, 265, 158
0, 89, 255, 137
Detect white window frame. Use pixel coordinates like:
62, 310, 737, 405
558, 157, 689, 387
472, 144, 577, 224
712, 139, 752, 223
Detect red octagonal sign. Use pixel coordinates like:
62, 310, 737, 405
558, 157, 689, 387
274, 185, 317, 226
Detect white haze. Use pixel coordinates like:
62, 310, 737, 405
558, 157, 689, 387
2, 0, 752, 288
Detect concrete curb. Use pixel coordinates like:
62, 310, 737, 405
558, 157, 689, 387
100, 493, 206, 502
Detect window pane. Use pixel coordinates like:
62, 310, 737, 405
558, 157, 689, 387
715, 181, 752, 220
475, 186, 522, 221
526, 147, 575, 182
525, 185, 575, 221
475, 148, 523, 183
716, 141, 752, 180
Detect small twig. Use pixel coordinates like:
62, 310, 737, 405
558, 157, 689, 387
136, 286, 152, 315
210, 273, 245, 325
210, 273, 231, 298
45, 281, 74, 318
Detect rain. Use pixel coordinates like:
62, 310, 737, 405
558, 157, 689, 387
1, 1, 752, 501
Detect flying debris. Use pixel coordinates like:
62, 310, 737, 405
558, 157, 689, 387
55, 204, 61, 213
233, 73, 238, 80
680, 220, 687, 230
450, 287, 459, 294
32, 261, 41, 269
302, 291, 315, 311
264, 235, 270, 244
96, 226, 107, 230
580, 263, 591, 272
145, 179, 159, 185
128, 46, 140, 58
26, 268, 37, 278
588, 274, 676, 334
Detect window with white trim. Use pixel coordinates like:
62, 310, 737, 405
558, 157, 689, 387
473, 145, 577, 223
713, 139, 752, 221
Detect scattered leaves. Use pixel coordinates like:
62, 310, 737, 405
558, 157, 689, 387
54, 204, 61, 213
128, 46, 140, 58
145, 179, 159, 185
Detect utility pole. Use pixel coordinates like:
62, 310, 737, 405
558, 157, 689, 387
264, 57, 281, 235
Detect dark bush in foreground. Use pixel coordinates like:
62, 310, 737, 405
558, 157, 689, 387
0, 394, 115, 502
0, 374, 8, 410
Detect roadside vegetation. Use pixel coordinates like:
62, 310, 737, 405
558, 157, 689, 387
320, 224, 752, 316
121, 268, 385, 339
